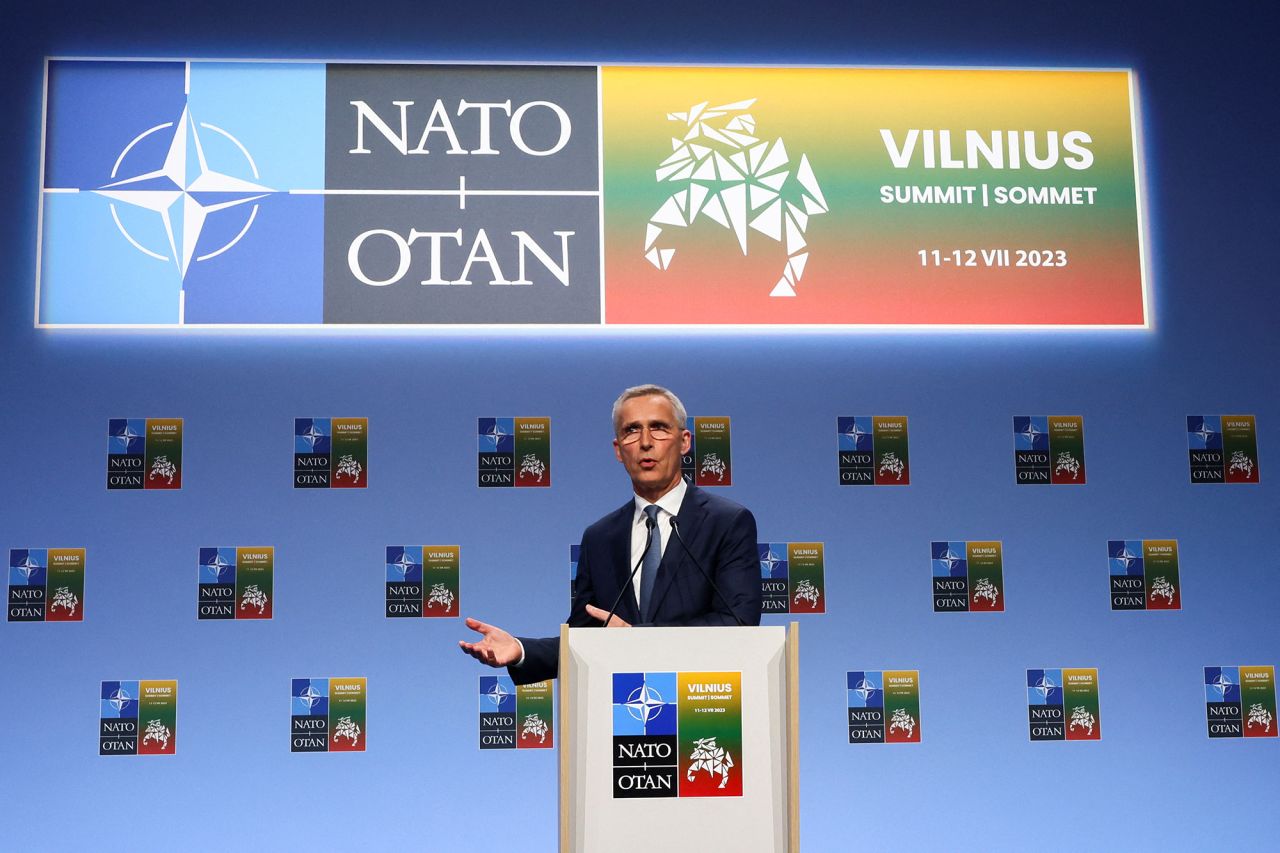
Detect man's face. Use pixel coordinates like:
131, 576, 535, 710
613, 394, 692, 500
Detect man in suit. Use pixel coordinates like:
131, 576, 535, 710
459, 384, 761, 684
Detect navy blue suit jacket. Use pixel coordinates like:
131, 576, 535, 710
512, 484, 761, 684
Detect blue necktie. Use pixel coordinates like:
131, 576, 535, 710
638, 505, 661, 622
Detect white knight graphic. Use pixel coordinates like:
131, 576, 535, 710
878, 451, 905, 481
240, 584, 269, 614
687, 737, 734, 789
50, 586, 80, 616
142, 719, 171, 749
1054, 452, 1081, 480
149, 455, 177, 484
888, 707, 916, 738
792, 578, 821, 609
1228, 450, 1255, 478
333, 716, 362, 746
1149, 576, 1175, 605
645, 98, 829, 297
699, 453, 727, 482
1069, 705, 1096, 736
426, 582, 455, 611
519, 454, 546, 483
521, 713, 548, 743
1247, 702, 1273, 733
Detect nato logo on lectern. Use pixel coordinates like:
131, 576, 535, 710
612, 671, 743, 797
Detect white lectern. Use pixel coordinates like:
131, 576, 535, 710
558, 623, 799, 852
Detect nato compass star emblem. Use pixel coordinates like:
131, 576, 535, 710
203, 550, 232, 582
1210, 672, 1234, 700
111, 421, 144, 453
624, 683, 667, 725
481, 420, 509, 452
298, 684, 324, 711
109, 686, 133, 714
841, 419, 871, 448
1192, 421, 1219, 447
95, 106, 273, 281
1113, 546, 1140, 572
15, 554, 42, 582
760, 546, 785, 577
939, 546, 964, 573
391, 550, 419, 579
1018, 420, 1044, 448
853, 677, 878, 703
299, 422, 327, 451
486, 681, 511, 709
1034, 673, 1056, 700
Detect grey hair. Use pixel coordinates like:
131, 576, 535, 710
611, 385, 689, 435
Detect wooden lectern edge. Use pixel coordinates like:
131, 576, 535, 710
558, 623, 570, 853
788, 621, 800, 853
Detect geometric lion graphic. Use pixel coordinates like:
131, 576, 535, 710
521, 713, 549, 744
792, 578, 821, 609
519, 453, 546, 484
1228, 450, 1255, 478
239, 584, 268, 614
686, 736, 734, 789
888, 707, 916, 739
142, 719, 171, 750
1149, 576, 1175, 605
645, 99, 829, 297
149, 455, 177, 484
972, 577, 999, 606
1054, 452, 1081, 480
333, 715, 362, 747
334, 454, 363, 481
1247, 702, 1273, 733
1068, 705, 1096, 736
426, 582, 455, 612
699, 453, 727, 483
50, 586, 80, 616
878, 451, 905, 481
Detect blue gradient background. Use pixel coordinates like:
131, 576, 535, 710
2, 2, 1277, 850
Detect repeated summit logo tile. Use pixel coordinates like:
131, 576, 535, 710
197, 547, 274, 619
1108, 540, 1180, 611
612, 671, 743, 797
478, 676, 555, 750
846, 670, 922, 744
1013, 416, 1086, 484
100, 680, 178, 756
1027, 668, 1100, 741
294, 418, 368, 488
107, 418, 183, 489
837, 416, 909, 485
758, 542, 825, 614
682, 417, 733, 486
8, 548, 85, 622
477, 418, 551, 487
1204, 666, 1276, 739
291, 677, 367, 752
1188, 415, 1260, 484
385, 546, 460, 618
931, 541, 1004, 613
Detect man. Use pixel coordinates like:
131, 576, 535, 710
459, 384, 761, 684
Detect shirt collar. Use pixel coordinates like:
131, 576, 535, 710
633, 477, 687, 524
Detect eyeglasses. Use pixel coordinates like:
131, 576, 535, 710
617, 424, 676, 445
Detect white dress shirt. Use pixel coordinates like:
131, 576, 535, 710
629, 477, 688, 606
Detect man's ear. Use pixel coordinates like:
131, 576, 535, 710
679, 430, 692, 455
613, 438, 624, 463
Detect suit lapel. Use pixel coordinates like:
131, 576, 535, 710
607, 500, 641, 623
647, 485, 707, 619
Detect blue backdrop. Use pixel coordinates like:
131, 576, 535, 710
2, 3, 1276, 850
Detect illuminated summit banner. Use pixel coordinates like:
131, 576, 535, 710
38, 60, 1145, 328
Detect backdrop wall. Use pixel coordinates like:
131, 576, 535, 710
2, 3, 1276, 850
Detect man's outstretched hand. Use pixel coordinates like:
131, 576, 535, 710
458, 617, 522, 667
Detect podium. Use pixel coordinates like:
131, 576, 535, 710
557, 623, 799, 852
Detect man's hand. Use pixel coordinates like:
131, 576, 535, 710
585, 604, 632, 628
458, 617, 522, 667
